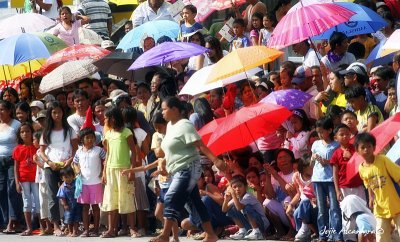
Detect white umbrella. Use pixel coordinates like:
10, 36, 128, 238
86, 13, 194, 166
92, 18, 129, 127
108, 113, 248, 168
79, 27, 103, 45
179, 65, 262, 96
39, 59, 98, 93
381, 29, 400, 57
0, 13, 55, 39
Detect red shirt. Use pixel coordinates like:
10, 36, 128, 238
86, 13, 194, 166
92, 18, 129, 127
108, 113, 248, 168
12, 145, 37, 182
330, 145, 363, 188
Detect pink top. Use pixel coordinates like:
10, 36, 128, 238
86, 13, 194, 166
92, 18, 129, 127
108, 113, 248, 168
292, 171, 315, 200
52, 20, 82, 46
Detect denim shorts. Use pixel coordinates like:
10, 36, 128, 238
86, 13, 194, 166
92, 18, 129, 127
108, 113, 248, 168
157, 188, 169, 204
63, 204, 83, 224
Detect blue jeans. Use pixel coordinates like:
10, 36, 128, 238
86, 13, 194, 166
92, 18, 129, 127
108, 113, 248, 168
189, 195, 233, 228
164, 161, 210, 223
294, 198, 317, 231
227, 205, 268, 231
314, 182, 343, 240
20, 182, 40, 213
0, 157, 23, 224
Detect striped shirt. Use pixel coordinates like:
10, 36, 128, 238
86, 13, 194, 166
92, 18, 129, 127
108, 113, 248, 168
77, 0, 112, 39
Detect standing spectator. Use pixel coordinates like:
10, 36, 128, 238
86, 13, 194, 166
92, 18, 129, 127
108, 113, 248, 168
131, 0, 174, 27
233, 0, 267, 32
34, 0, 59, 20
249, 12, 263, 46
180, 5, 203, 40
292, 40, 321, 68
230, 19, 251, 52
321, 32, 356, 72
77, 0, 112, 40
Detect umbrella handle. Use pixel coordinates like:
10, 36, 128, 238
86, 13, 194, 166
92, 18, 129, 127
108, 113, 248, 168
244, 122, 261, 153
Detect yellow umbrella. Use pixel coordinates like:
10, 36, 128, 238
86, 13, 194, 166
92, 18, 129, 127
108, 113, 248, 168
109, 0, 138, 5
0, 59, 45, 89
206, 46, 284, 84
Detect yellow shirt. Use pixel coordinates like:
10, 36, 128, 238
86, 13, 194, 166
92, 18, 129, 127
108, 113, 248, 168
321, 93, 347, 113
359, 155, 400, 218
356, 103, 383, 131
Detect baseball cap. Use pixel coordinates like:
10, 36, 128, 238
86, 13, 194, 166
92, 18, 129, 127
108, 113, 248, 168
30, 100, 44, 110
36, 110, 47, 120
101, 40, 116, 49
339, 62, 368, 77
105, 89, 128, 107
292, 66, 313, 85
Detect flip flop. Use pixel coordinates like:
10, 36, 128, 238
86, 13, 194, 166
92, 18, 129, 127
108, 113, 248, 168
100, 231, 116, 238
2, 228, 16, 234
20, 230, 33, 236
149, 235, 170, 242
54, 230, 65, 237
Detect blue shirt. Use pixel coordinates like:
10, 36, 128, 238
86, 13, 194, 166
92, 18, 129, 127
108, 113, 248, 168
0, 119, 20, 157
57, 181, 78, 207
311, 140, 339, 182
180, 22, 203, 37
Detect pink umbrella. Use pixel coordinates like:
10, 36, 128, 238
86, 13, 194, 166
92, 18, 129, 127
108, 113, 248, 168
182, 0, 215, 22
210, 0, 246, 11
267, 3, 355, 49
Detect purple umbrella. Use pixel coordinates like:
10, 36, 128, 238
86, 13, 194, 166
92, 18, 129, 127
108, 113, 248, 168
259, 89, 312, 110
128, 42, 209, 70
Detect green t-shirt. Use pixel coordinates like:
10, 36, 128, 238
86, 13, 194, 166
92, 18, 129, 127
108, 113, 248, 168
161, 119, 201, 174
356, 103, 384, 131
105, 127, 132, 168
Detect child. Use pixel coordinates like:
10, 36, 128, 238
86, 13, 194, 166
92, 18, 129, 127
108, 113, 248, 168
345, 85, 383, 132
259, 12, 276, 46
57, 166, 82, 237
311, 117, 343, 242
249, 12, 263, 46
13, 122, 39, 236
51, 6, 90, 46
230, 18, 251, 52
286, 155, 318, 241
72, 128, 106, 237
222, 175, 269, 240
248, 152, 266, 182
356, 133, 400, 242
284, 109, 311, 159
384, 80, 399, 116
245, 167, 264, 203
340, 110, 359, 144
180, 4, 203, 40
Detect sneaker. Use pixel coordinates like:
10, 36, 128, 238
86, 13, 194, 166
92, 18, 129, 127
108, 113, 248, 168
295, 223, 311, 241
229, 230, 246, 240
244, 229, 264, 240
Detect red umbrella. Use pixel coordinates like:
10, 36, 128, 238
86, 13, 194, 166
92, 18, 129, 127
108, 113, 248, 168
40, 44, 110, 73
346, 112, 400, 184
198, 117, 227, 145
207, 103, 291, 156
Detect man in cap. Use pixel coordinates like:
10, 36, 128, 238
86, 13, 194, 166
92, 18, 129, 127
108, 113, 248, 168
30, 100, 45, 122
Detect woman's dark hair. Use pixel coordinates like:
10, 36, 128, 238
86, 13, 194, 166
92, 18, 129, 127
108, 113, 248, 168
78, 128, 95, 144
152, 111, 167, 125
281, 61, 296, 78
315, 117, 334, 139
164, 96, 185, 113
354, 132, 376, 149
189, 32, 206, 47
202, 166, 216, 185
59, 6, 72, 15
60, 166, 75, 178
265, 11, 278, 27
249, 151, 264, 164
292, 109, 311, 131
16, 122, 34, 144
33, 130, 42, 141
42, 101, 71, 144
347, 42, 365, 60
106, 79, 128, 92
274, 148, 295, 164
115, 95, 131, 108
0, 87, 19, 103
205, 36, 223, 62
193, 97, 214, 126
15, 101, 33, 123
245, 167, 260, 178
157, 35, 173, 44
239, 81, 256, 95
156, 73, 177, 101
20, 79, 33, 101
0, 100, 14, 114
329, 31, 348, 51
251, 12, 264, 29
105, 107, 125, 130
121, 107, 139, 144
331, 67, 345, 83
182, 102, 193, 120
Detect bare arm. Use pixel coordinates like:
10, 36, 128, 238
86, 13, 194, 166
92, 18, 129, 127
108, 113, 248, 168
332, 164, 343, 202
193, 140, 226, 171
76, 14, 90, 25
35, 0, 51, 11
107, 18, 112, 37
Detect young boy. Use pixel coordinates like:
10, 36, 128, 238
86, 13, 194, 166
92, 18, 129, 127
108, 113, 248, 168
222, 175, 269, 240
180, 4, 203, 39
57, 166, 82, 237
345, 85, 383, 132
230, 18, 251, 52
340, 110, 359, 144
356, 133, 400, 242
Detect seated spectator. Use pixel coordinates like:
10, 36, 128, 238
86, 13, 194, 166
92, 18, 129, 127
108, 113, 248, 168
284, 109, 311, 159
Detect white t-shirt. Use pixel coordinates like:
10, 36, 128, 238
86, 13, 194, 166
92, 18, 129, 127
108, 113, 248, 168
40, 129, 77, 168
67, 113, 86, 135
321, 52, 356, 72
73, 146, 106, 185
134, 127, 147, 182
41, 0, 58, 20
303, 48, 321, 67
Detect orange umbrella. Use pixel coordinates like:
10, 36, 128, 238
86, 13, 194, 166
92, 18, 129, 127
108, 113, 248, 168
206, 46, 283, 84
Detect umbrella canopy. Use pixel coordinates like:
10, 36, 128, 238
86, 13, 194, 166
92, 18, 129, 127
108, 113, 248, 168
129, 42, 209, 70
210, 0, 246, 11
0, 59, 45, 90
259, 89, 313, 110
198, 117, 227, 145
182, 0, 215, 22
179, 65, 262, 96
40, 44, 110, 73
109, 0, 138, 5
0, 32, 67, 66
78, 27, 103, 45
365, 40, 395, 67
207, 103, 292, 155
117, 20, 179, 51
312, 2, 387, 40
381, 29, 400, 57
93, 52, 140, 79
205, 46, 283, 84
267, 3, 355, 49
0, 13, 55, 39
39, 59, 98, 93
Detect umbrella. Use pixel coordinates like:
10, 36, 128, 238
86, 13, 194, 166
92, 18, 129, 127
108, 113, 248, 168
346, 112, 400, 184
267, 3, 355, 49
207, 103, 292, 155
198, 117, 227, 145
0, 13, 55, 39
78, 27, 104, 45
182, 0, 215, 22
1, 59, 45, 82
365, 40, 395, 67
259, 89, 313, 110
128, 42, 209, 70
40, 44, 110, 73
93, 52, 140, 79
381, 29, 400, 57
0, 32, 67, 66
117, 20, 179, 51
205, 46, 283, 84
210, 0, 246, 11
39, 59, 98, 93
312, 2, 388, 40
179, 65, 262, 96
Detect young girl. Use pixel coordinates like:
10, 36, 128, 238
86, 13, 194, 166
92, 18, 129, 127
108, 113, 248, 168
259, 12, 277, 46
284, 109, 311, 159
72, 128, 106, 237
13, 122, 39, 236
15, 102, 32, 124
101, 107, 137, 238
245, 167, 264, 203
51, 6, 90, 46
311, 117, 342, 242
249, 12, 263, 46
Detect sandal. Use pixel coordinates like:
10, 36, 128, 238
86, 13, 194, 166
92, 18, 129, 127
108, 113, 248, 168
131, 230, 142, 238
54, 230, 65, 237
81, 230, 89, 237
100, 231, 116, 238
20, 230, 33, 236
89, 231, 100, 237
2, 228, 16, 234
149, 235, 170, 242
192, 232, 206, 240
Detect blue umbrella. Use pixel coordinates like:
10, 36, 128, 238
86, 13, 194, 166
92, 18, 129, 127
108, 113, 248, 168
128, 42, 208, 70
117, 20, 179, 51
365, 40, 395, 67
312, 2, 387, 40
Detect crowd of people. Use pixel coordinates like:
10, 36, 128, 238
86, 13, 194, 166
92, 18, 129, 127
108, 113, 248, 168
1, 0, 400, 242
